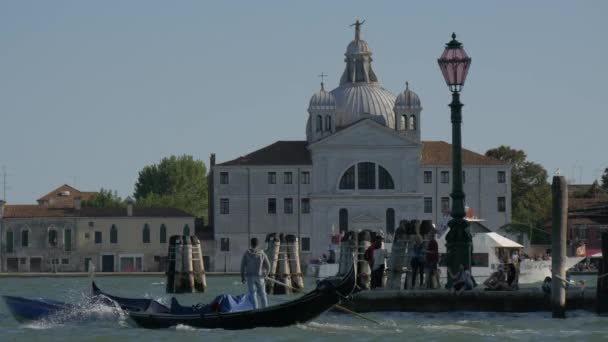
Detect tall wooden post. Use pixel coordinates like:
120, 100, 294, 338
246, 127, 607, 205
551, 176, 567, 318
597, 232, 608, 315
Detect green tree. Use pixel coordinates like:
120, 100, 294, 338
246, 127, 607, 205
585, 180, 602, 198
134, 155, 208, 218
82, 188, 125, 208
602, 168, 608, 192
485, 146, 552, 238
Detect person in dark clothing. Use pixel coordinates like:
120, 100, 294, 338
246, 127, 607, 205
424, 232, 439, 289
410, 236, 425, 289
506, 263, 519, 290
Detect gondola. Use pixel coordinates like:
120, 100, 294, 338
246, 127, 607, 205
127, 266, 356, 330
2, 295, 74, 322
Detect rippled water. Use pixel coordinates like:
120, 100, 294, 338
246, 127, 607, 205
1, 275, 607, 341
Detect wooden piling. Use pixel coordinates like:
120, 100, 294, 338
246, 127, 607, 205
172, 235, 183, 293
274, 234, 292, 295
387, 221, 409, 289
357, 230, 372, 290
165, 235, 179, 293
551, 176, 567, 318
191, 236, 206, 292
286, 234, 304, 291
597, 232, 608, 315
338, 231, 357, 276
265, 233, 280, 294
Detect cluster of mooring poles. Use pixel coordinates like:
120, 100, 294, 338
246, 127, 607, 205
264, 233, 304, 294
387, 220, 435, 290
166, 235, 207, 293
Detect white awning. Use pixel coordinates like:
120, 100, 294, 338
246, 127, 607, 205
484, 232, 524, 248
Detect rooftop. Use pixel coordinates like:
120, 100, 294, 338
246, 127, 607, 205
2, 205, 193, 219
218, 140, 507, 167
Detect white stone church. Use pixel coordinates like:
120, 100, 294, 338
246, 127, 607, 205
209, 24, 511, 272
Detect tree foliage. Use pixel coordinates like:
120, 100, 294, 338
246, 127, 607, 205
134, 155, 208, 218
82, 188, 125, 208
602, 168, 608, 192
485, 146, 551, 232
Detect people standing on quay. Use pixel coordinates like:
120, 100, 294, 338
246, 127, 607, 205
410, 235, 425, 289
241, 237, 271, 309
424, 232, 439, 289
370, 236, 388, 289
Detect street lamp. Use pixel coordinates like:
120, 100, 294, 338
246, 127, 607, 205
437, 33, 472, 287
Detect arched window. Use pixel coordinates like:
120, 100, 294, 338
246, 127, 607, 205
6, 230, 14, 253
183, 224, 190, 236
339, 166, 355, 189
316, 115, 323, 132
325, 115, 332, 132
142, 224, 150, 243
21, 229, 29, 247
401, 114, 407, 130
386, 209, 395, 236
409, 115, 416, 130
379, 166, 395, 189
110, 225, 118, 244
339, 209, 348, 233
48, 228, 58, 247
160, 224, 167, 243
357, 162, 376, 189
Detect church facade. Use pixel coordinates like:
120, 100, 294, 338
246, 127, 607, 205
209, 23, 511, 272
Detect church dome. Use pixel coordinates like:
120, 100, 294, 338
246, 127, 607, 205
394, 82, 422, 110
330, 84, 395, 127
308, 83, 336, 112
330, 20, 396, 129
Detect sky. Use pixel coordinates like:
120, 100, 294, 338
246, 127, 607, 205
1, 0, 606, 204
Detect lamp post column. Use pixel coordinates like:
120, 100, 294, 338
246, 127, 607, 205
445, 91, 472, 287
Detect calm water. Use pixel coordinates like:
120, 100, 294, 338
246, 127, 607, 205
1, 275, 607, 341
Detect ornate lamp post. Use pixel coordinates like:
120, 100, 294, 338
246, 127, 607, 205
437, 33, 472, 287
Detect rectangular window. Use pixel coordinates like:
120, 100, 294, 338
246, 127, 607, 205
220, 237, 230, 252
301, 198, 310, 214
88, 221, 95, 227
95, 231, 102, 244
462, 170, 466, 184
220, 172, 229, 184
284, 198, 293, 214
301, 171, 310, 184
64, 229, 72, 252
220, 198, 230, 215
301, 237, 311, 252
424, 171, 432, 184
268, 172, 276, 184
441, 197, 450, 213
61, 258, 69, 265
498, 171, 506, 183
284, 172, 293, 184
441, 171, 450, 184
268, 198, 277, 214
497, 196, 506, 212
424, 197, 433, 213
21, 231, 29, 247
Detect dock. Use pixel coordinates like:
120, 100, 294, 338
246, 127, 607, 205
342, 288, 596, 313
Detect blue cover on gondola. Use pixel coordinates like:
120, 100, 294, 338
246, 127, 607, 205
170, 294, 253, 315
216, 294, 252, 313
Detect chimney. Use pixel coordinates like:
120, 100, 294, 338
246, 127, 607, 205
74, 197, 82, 211
126, 196, 134, 217
0, 200, 6, 218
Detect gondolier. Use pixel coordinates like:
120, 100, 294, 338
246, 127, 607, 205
241, 237, 271, 309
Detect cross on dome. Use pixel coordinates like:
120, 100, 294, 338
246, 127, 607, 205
318, 72, 327, 90
350, 19, 365, 41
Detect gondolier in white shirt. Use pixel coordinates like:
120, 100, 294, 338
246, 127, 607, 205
241, 237, 271, 309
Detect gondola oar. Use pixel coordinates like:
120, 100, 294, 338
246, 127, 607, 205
264, 276, 382, 326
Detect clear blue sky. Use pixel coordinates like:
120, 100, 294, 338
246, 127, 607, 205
1, 1, 606, 203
